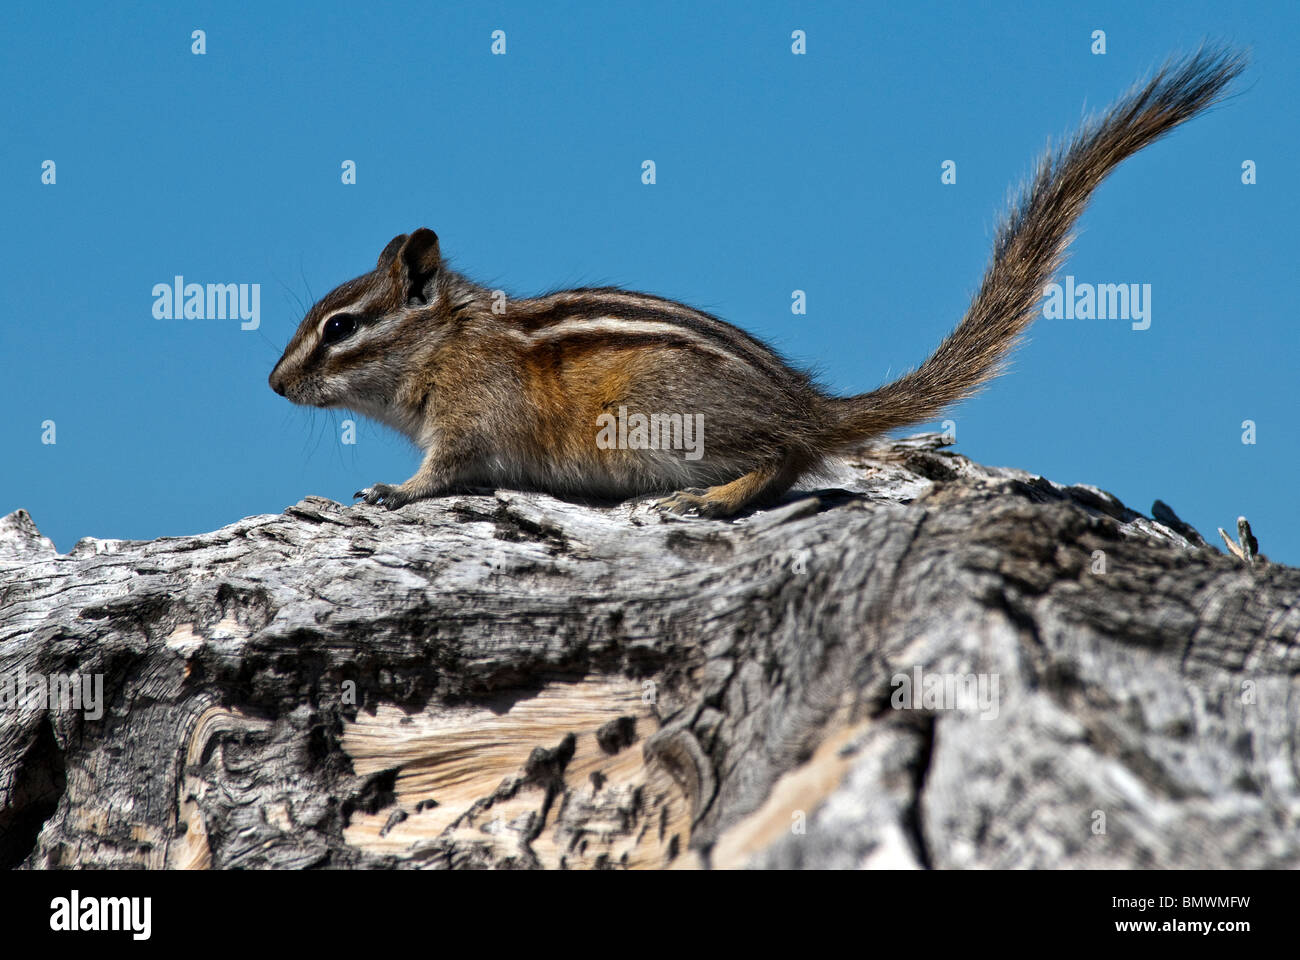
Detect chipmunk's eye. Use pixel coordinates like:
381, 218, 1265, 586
322, 313, 358, 345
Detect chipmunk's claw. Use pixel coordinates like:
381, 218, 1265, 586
654, 487, 722, 518
354, 483, 411, 509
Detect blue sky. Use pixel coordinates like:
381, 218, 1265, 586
3, 1, 1297, 564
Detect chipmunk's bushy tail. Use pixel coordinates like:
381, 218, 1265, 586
822, 45, 1246, 448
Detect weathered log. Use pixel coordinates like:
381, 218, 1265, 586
1, 434, 1296, 869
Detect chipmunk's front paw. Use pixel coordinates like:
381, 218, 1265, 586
354, 483, 416, 510
654, 487, 725, 518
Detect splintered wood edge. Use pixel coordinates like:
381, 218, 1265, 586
340, 676, 694, 868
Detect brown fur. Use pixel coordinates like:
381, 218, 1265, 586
269, 48, 1244, 516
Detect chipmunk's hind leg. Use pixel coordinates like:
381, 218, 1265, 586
655, 460, 802, 518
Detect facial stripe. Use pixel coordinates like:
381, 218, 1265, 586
281, 273, 393, 370
295, 295, 424, 375
314, 288, 388, 339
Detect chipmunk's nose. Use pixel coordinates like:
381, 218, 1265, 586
268, 364, 287, 396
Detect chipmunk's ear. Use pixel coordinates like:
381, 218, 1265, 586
377, 234, 408, 269
391, 228, 441, 304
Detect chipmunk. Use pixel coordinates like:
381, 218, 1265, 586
269, 48, 1243, 518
